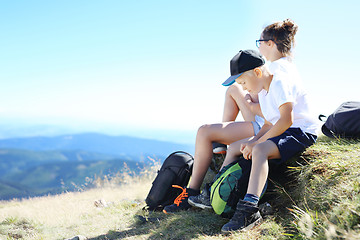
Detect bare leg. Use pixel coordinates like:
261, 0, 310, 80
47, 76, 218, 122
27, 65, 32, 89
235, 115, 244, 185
220, 137, 252, 168
223, 84, 256, 122
188, 121, 255, 190
247, 141, 281, 197
188, 85, 260, 190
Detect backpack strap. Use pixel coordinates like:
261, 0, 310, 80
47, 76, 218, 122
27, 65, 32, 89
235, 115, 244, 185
318, 114, 327, 122
170, 151, 194, 160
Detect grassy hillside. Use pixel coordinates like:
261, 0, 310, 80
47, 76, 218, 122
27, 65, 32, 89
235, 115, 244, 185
0, 137, 359, 239
0, 148, 151, 200
0, 157, 147, 200
0, 133, 195, 200
0, 148, 120, 176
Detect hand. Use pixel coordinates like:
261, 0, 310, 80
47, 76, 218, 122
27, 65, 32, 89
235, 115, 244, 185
244, 94, 253, 104
240, 141, 257, 160
245, 93, 259, 103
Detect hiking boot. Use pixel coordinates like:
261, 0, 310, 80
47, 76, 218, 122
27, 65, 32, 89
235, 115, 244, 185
163, 186, 200, 214
212, 142, 227, 154
259, 202, 273, 216
188, 184, 212, 209
221, 200, 262, 233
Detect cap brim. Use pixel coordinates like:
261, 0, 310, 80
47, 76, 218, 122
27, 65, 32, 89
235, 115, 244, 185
222, 73, 242, 86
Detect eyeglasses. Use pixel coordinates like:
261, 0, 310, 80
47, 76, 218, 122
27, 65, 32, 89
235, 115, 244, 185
256, 39, 273, 48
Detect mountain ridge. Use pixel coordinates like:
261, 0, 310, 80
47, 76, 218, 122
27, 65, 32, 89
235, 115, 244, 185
0, 132, 194, 159
0, 132, 194, 200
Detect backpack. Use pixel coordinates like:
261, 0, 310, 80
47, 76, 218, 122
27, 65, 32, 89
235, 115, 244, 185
319, 101, 360, 138
210, 156, 252, 218
145, 151, 194, 211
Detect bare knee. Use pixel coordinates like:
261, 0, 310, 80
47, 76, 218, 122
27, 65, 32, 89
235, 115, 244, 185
252, 144, 262, 159
252, 142, 272, 162
226, 143, 241, 158
226, 84, 246, 99
197, 124, 213, 139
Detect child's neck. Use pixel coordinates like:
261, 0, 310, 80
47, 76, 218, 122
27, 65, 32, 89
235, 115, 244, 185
263, 72, 273, 92
269, 52, 286, 62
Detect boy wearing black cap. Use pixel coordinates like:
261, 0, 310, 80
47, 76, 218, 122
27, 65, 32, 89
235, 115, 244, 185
163, 50, 269, 215
219, 50, 317, 232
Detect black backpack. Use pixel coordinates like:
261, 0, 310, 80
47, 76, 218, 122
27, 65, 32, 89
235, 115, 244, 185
145, 151, 194, 211
319, 101, 360, 138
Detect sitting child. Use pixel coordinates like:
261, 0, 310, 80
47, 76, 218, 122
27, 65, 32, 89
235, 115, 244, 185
219, 48, 317, 232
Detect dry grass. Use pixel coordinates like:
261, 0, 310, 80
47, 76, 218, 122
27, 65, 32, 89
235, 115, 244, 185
0, 137, 359, 240
0, 183, 151, 237
287, 137, 360, 239
0, 160, 159, 239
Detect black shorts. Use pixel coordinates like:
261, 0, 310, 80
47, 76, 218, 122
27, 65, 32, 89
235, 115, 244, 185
268, 127, 317, 164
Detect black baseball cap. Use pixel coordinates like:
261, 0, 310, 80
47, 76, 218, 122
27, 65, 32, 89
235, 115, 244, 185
222, 50, 265, 86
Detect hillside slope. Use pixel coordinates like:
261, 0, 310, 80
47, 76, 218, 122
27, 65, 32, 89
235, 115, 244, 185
0, 137, 359, 240
0, 148, 119, 176
0, 133, 194, 200
0, 158, 146, 200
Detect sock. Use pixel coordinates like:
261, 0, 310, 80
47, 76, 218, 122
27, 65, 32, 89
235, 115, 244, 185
243, 193, 259, 205
186, 187, 200, 196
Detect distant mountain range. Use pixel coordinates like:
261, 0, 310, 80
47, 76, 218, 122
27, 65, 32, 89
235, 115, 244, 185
0, 153, 144, 200
0, 132, 194, 160
0, 133, 194, 200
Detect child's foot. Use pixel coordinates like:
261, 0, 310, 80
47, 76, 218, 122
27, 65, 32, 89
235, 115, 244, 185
212, 142, 227, 154
188, 184, 212, 209
259, 202, 273, 216
163, 187, 200, 214
221, 200, 262, 233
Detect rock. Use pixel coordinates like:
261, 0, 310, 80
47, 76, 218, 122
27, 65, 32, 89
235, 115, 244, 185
94, 199, 108, 208
65, 235, 87, 240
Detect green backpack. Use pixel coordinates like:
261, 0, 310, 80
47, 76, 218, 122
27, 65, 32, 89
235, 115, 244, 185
210, 157, 252, 218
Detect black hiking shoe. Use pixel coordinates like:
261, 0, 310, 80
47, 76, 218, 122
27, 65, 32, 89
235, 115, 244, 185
221, 200, 262, 233
212, 142, 227, 154
188, 184, 212, 209
259, 202, 273, 216
163, 186, 200, 214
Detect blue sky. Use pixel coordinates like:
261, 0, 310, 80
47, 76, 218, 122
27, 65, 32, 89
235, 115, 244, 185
0, 0, 359, 143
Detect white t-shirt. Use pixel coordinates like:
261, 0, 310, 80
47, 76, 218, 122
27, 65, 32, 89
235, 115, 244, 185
258, 58, 318, 135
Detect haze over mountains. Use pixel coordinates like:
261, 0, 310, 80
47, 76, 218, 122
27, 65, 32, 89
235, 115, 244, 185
0, 133, 194, 160
0, 131, 194, 200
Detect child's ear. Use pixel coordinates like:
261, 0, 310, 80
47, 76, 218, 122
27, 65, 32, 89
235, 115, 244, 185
254, 68, 263, 78
268, 40, 276, 47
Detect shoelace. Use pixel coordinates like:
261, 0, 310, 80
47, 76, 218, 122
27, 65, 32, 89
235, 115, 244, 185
172, 185, 188, 206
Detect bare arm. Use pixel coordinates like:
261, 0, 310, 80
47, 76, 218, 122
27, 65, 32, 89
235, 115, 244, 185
241, 102, 294, 159
245, 93, 264, 118
256, 102, 293, 143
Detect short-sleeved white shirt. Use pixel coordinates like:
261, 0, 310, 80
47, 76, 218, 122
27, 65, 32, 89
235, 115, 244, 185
258, 58, 318, 135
